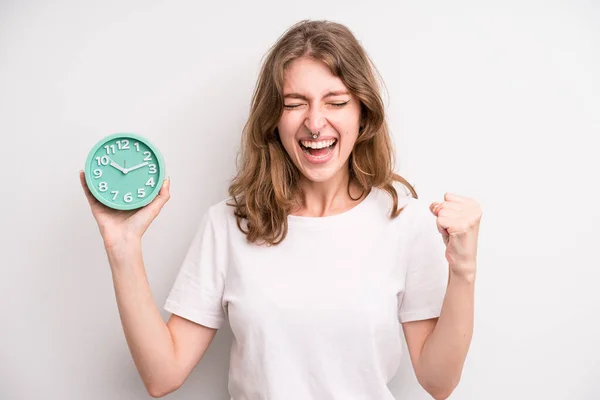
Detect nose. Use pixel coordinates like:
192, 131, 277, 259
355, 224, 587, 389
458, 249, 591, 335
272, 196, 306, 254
303, 108, 327, 134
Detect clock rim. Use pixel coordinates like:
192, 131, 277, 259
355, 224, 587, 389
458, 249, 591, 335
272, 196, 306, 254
84, 132, 166, 211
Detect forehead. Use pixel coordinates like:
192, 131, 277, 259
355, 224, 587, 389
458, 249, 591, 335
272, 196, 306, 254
282, 57, 347, 95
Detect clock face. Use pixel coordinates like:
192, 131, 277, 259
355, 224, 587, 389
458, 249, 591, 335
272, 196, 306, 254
85, 133, 165, 210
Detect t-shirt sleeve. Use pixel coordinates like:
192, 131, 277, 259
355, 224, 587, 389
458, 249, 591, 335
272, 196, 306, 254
163, 206, 227, 329
398, 199, 449, 323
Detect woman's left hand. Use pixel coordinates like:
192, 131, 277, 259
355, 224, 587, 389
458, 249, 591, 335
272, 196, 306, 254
430, 193, 482, 279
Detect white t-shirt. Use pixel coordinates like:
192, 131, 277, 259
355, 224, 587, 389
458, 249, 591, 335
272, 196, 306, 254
164, 185, 449, 399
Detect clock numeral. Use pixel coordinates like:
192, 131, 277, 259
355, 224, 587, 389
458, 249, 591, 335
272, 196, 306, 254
95, 156, 109, 166
117, 140, 130, 150
134, 142, 140, 152
93, 169, 102, 179
98, 182, 108, 192
104, 144, 116, 154
124, 193, 133, 203
148, 164, 157, 174
111, 190, 119, 200
145, 177, 155, 187
138, 188, 146, 198
143, 151, 152, 161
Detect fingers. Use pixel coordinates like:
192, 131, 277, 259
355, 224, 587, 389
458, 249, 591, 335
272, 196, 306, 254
431, 196, 470, 216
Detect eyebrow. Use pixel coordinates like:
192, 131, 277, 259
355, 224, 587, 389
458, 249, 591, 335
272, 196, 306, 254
283, 90, 350, 100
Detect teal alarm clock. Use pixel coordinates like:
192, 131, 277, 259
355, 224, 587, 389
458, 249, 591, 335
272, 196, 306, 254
84, 133, 166, 210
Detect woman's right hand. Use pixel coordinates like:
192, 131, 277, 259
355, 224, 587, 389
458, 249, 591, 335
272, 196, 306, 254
79, 170, 171, 250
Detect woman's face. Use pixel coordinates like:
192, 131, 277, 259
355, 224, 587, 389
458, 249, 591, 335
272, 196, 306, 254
277, 57, 362, 185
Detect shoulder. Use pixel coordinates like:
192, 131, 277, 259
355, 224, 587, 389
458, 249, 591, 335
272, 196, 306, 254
201, 197, 236, 224
368, 183, 437, 237
205, 197, 233, 216
372, 182, 431, 218
199, 197, 246, 235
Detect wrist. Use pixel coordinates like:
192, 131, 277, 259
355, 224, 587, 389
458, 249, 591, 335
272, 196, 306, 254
105, 239, 142, 268
104, 232, 141, 252
449, 265, 476, 284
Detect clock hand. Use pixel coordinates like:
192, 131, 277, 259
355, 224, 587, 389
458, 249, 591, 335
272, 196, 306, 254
124, 161, 149, 173
107, 157, 127, 174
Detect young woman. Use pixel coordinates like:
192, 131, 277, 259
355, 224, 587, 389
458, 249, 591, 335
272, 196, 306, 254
80, 19, 482, 400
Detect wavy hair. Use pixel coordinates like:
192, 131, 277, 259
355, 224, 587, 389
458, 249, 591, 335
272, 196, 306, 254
228, 20, 418, 246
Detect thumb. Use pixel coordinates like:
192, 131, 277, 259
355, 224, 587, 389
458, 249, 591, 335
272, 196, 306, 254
430, 201, 449, 245
137, 177, 171, 222
151, 177, 171, 212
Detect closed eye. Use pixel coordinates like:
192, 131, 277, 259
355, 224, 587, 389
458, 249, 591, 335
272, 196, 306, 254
283, 100, 351, 110
331, 100, 350, 108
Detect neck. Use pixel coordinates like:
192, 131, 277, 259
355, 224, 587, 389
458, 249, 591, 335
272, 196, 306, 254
293, 165, 364, 217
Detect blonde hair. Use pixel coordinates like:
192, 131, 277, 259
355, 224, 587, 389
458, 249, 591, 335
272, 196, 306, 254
228, 20, 417, 245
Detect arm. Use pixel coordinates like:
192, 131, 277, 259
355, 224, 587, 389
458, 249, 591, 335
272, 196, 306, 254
402, 267, 475, 400
107, 241, 218, 397
79, 172, 218, 397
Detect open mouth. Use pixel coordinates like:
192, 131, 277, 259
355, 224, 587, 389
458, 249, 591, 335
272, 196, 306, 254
298, 138, 338, 158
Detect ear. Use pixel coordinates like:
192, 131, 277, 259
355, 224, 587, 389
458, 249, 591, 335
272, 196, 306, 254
270, 127, 280, 142
359, 104, 367, 131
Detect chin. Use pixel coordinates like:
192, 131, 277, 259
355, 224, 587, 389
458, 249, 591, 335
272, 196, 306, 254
298, 163, 347, 184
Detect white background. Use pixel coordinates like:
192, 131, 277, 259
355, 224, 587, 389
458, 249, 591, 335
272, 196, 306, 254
1, 0, 599, 399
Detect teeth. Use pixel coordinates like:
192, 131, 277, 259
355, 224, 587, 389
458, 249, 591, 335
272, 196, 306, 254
300, 139, 337, 149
